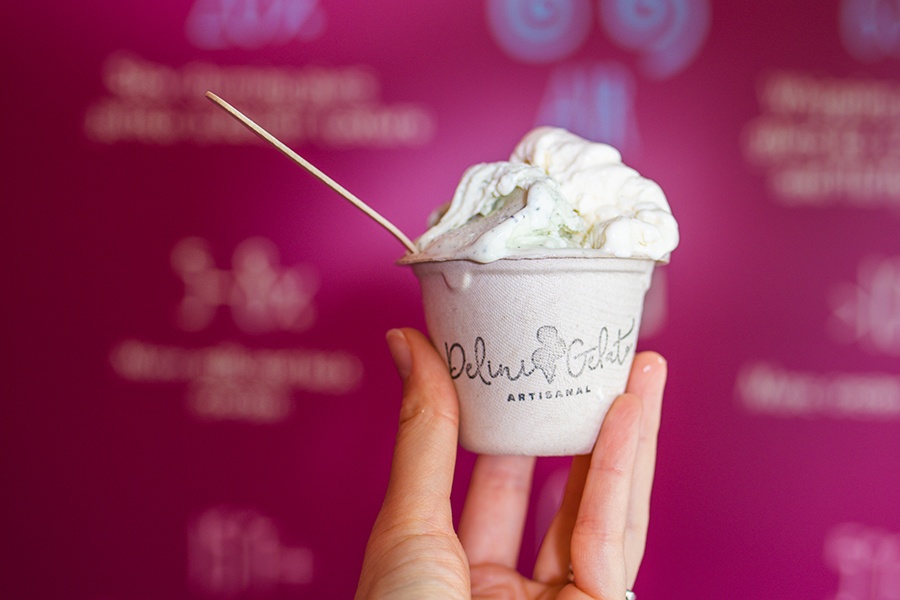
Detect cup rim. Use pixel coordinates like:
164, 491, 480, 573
397, 253, 669, 266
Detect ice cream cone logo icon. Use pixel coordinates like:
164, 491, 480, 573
531, 326, 567, 384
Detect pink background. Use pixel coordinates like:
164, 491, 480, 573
3, 1, 899, 598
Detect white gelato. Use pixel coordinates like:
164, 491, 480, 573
411, 127, 679, 263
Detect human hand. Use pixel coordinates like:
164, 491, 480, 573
355, 328, 667, 599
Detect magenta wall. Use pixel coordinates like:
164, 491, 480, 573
4, 1, 900, 598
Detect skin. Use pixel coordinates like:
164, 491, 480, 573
356, 328, 667, 600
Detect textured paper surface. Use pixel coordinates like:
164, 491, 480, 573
411, 257, 654, 456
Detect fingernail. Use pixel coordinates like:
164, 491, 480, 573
642, 354, 667, 373
386, 329, 412, 381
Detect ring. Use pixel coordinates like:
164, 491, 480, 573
566, 565, 637, 600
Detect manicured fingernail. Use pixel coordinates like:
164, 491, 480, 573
386, 329, 412, 381
642, 355, 667, 373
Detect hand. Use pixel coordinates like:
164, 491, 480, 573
355, 328, 667, 599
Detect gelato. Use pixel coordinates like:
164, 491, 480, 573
407, 127, 678, 264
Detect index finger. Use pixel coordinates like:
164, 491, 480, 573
624, 352, 667, 585
568, 393, 642, 599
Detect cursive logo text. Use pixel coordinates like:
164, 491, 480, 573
445, 321, 635, 386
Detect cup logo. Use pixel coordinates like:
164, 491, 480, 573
443, 320, 636, 387
532, 325, 568, 383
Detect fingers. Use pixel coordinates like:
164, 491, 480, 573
624, 352, 667, 586
569, 392, 642, 599
533, 351, 667, 588
531, 454, 588, 583
458, 454, 536, 568
379, 328, 460, 527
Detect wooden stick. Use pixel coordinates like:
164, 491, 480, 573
205, 91, 418, 254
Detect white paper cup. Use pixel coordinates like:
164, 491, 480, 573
405, 257, 655, 456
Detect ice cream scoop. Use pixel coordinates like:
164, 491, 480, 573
407, 127, 678, 264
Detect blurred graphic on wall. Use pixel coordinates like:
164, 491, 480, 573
3, 1, 899, 598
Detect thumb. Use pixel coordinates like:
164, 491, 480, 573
381, 328, 460, 517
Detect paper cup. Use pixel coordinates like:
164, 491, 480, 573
405, 257, 654, 456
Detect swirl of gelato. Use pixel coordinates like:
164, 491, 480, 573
412, 127, 679, 263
